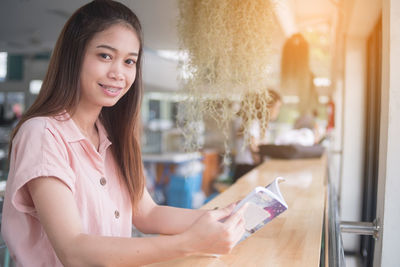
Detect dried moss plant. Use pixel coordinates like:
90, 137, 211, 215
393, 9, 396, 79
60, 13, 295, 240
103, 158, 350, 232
177, 0, 276, 163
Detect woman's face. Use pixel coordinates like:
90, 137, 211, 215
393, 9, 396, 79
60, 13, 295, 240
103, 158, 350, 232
78, 23, 140, 110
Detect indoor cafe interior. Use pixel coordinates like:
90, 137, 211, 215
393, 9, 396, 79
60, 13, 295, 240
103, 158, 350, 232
0, 0, 399, 266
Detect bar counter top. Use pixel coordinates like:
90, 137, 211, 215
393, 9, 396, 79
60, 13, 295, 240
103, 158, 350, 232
147, 155, 327, 267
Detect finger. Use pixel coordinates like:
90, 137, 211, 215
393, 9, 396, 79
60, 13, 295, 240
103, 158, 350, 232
226, 202, 249, 227
237, 216, 246, 230
237, 202, 249, 213
222, 202, 237, 211
224, 203, 248, 226
223, 210, 242, 226
209, 204, 236, 221
223, 218, 246, 248
233, 219, 246, 244
218, 202, 242, 222
235, 216, 246, 233
234, 215, 245, 228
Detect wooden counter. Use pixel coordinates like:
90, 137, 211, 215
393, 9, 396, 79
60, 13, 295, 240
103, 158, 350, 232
147, 155, 327, 267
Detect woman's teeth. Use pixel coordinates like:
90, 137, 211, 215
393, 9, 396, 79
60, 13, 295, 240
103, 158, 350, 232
100, 84, 120, 93
105, 87, 118, 93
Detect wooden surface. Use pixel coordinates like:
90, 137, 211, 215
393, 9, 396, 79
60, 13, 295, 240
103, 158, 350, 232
147, 155, 327, 267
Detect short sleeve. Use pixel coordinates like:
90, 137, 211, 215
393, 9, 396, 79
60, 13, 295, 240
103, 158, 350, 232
8, 118, 76, 214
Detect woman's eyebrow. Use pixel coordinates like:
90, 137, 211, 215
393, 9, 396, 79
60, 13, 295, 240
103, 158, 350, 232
96, 44, 138, 56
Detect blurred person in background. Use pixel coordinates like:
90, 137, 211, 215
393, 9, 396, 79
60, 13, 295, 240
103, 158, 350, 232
233, 89, 282, 182
280, 33, 319, 129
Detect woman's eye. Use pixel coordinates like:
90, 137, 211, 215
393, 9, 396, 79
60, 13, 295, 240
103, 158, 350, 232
125, 59, 136, 65
99, 53, 111, 60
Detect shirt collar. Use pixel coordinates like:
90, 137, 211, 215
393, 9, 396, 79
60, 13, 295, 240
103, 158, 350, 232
96, 119, 112, 152
53, 112, 112, 148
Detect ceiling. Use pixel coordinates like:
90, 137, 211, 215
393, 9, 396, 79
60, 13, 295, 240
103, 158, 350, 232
0, 0, 340, 91
0, 0, 180, 54
0, 0, 338, 54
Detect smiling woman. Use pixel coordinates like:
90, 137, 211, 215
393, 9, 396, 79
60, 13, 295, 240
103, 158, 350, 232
0, 1, 246, 266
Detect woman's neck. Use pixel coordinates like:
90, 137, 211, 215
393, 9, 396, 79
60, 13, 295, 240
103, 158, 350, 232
71, 105, 101, 149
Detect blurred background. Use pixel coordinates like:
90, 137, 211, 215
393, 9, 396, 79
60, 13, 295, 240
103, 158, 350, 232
1, 0, 397, 266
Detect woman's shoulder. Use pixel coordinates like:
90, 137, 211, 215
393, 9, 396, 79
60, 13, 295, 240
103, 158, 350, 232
16, 116, 70, 141
13, 116, 71, 154
16, 114, 80, 146
18, 116, 55, 133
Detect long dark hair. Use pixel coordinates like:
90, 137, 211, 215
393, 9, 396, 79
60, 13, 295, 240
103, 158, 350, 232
10, 0, 145, 211
280, 33, 318, 115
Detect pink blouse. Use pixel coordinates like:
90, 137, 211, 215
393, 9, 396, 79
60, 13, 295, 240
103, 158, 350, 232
1, 114, 132, 266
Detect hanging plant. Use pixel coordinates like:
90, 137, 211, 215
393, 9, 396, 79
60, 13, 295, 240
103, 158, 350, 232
177, 0, 276, 163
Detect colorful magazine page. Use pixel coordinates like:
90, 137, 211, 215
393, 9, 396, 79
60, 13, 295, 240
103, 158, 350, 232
233, 177, 288, 243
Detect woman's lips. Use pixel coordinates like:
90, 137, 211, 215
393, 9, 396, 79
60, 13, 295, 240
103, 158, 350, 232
99, 83, 123, 97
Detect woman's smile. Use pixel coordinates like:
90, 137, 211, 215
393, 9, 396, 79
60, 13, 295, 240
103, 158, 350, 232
99, 83, 124, 97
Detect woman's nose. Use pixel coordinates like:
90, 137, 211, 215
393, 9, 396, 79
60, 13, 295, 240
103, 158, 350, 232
108, 64, 124, 80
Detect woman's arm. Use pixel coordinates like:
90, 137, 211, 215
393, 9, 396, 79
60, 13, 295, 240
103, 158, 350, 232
28, 177, 245, 267
250, 135, 261, 164
132, 188, 207, 235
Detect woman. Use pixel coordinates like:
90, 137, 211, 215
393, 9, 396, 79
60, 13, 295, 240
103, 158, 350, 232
1, 1, 245, 266
233, 89, 282, 182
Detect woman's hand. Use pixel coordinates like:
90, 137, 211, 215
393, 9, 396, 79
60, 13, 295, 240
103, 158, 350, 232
180, 203, 246, 255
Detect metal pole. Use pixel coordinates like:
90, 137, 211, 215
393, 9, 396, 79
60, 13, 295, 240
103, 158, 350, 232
340, 220, 380, 239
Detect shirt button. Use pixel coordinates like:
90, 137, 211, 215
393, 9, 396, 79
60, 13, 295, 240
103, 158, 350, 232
100, 177, 107, 186
114, 210, 120, 219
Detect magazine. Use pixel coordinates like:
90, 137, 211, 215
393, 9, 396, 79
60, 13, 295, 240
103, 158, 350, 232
233, 177, 288, 243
